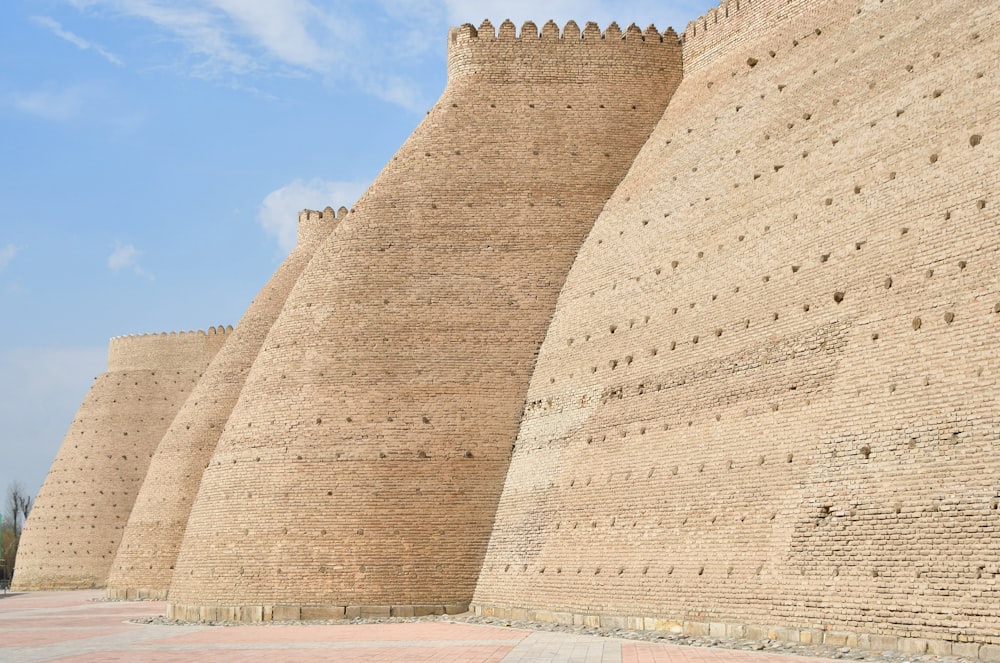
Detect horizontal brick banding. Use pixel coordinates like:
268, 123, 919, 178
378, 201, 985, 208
475, 0, 1000, 651
165, 23, 682, 613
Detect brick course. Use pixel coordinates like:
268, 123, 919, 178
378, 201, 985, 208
16, 0, 1000, 656
105, 209, 341, 599
472, 0, 1000, 652
12, 329, 228, 589
165, 20, 682, 617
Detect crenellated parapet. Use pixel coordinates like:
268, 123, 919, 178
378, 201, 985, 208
679, 0, 836, 73
447, 19, 680, 82
166, 15, 685, 621
297, 205, 349, 246
107, 326, 232, 373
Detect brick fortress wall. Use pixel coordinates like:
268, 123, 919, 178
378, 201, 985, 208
473, 0, 1000, 657
105, 208, 342, 599
12, 329, 229, 589
165, 20, 683, 622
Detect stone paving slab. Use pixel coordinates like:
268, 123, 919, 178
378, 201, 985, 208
0, 591, 842, 662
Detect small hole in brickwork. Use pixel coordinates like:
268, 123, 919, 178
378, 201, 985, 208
977, 200, 987, 210
944, 311, 955, 324
884, 277, 893, 289
821, 253, 830, 262
932, 89, 942, 98
913, 317, 922, 330
787, 453, 793, 463
715, 329, 723, 337
803, 304, 811, 312
773, 312, 779, 321
834, 291, 845, 304
929, 153, 939, 164
958, 260, 967, 270
860, 446, 871, 459
692, 336, 699, 344
970, 134, 982, 147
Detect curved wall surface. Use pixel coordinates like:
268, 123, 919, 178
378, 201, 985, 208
13, 329, 228, 589
167, 20, 683, 621
474, 0, 1000, 653
106, 209, 341, 599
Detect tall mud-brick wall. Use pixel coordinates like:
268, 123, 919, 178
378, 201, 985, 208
13, 329, 228, 589
167, 20, 682, 622
474, 0, 1000, 657
106, 209, 342, 600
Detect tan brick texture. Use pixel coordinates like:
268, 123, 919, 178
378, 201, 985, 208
165, 20, 682, 618
13, 330, 228, 589
473, 0, 1000, 651
105, 209, 341, 599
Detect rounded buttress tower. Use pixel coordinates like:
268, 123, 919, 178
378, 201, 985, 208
167, 20, 683, 621
13, 329, 228, 589
106, 208, 342, 599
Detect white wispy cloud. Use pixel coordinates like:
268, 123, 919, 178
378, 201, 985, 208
62, 0, 436, 109
108, 241, 153, 279
258, 178, 368, 253
56, 1, 702, 111
31, 15, 124, 65
0, 244, 18, 270
8, 85, 90, 122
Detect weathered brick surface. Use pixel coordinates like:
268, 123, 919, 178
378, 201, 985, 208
165, 19, 682, 618
18, 0, 1000, 656
105, 209, 340, 599
474, 0, 1000, 650
12, 330, 228, 589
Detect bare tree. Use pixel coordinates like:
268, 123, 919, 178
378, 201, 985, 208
2, 482, 33, 584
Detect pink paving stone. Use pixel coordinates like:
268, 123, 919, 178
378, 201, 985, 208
148, 621, 530, 645
1, 592, 846, 663
622, 642, 838, 663
0, 628, 123, 647
55, 645, 516, 663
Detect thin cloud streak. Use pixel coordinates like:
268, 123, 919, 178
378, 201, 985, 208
31, 15, 124, 65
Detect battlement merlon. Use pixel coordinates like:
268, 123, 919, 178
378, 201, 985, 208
447, 19, 680, 83
297, 205, 349, 246
680, 0, 833, 74
107, 326, 232, 373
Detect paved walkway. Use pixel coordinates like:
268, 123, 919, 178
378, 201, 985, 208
0, 591, 838, 662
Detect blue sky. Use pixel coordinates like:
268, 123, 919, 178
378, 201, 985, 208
0, 0, 717, 502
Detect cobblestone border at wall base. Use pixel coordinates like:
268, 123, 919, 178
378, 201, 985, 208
470, 605, 1000, 663
128, 610, 995, 663
106, 588, 168, 600
164, 602, 470, 623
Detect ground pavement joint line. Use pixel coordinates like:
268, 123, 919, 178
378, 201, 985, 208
500, 631, 623, 663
